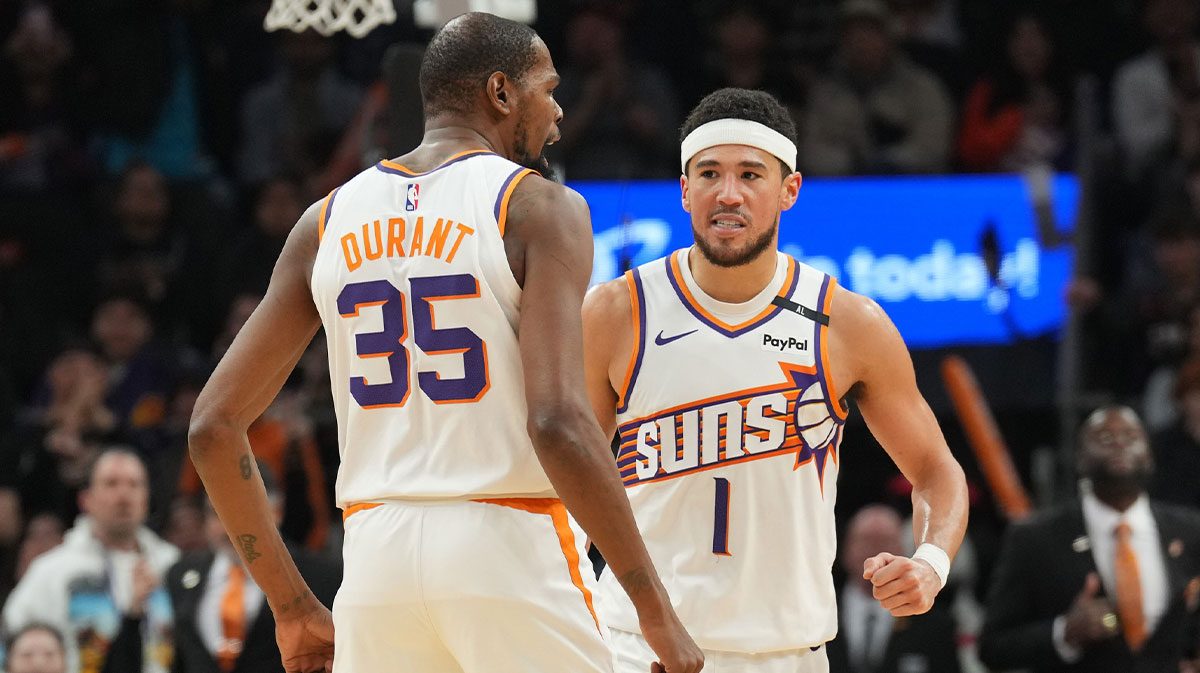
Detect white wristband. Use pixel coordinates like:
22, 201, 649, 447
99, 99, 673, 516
912, 543, 950, 589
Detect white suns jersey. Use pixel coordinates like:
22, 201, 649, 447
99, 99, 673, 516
309, 151, 553, 507
596, 248, 847, 653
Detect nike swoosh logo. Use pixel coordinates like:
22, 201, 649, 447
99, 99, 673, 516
654, 329, 697, 346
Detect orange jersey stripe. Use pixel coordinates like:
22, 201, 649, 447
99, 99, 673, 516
818, 277, 847, 421
318, 187, 339, 243
616, 270, 643, 410
378, 149, 493, 176
496, 168, 536, 237
668, 253, 796, 333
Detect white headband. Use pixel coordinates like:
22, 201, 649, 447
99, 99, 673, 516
680, 118, 797, 174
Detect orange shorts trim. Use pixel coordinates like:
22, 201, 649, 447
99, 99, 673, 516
473, 497, 601, 634
342, 502, 384, 522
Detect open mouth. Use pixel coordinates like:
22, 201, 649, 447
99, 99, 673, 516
710, 216, 746, 233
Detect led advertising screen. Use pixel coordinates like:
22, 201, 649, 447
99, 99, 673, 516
573, 174, 1079, 349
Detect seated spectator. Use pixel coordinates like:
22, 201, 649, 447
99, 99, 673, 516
237, 29, 363, 190
1150, 357, 1200, 509
1143, 303, 1200, 431
89, 292, 174, 459
548, 5, 680, 180
0, 2, 89, 194
128, 464, 339, 673
3, 623, 67, 673
888, 0, 966, 97
979, 406, 1200, 672
958, 12, 1071, 173
827, 504, 961, 673
691, 5, 799, 111
215, 177, 304, 313
13, 514, 64, 584
2, 449, 178, 673
802, 0, 955, 175
95, 162, 182, 313
0, 347, 116, 523
1111, 0, 1200, 185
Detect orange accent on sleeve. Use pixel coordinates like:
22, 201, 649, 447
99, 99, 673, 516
616, 271, 642, 409
472, 498, 601, 634
318, 188, 337, 243
496, 169, 536, 237
819, 277, 848, 420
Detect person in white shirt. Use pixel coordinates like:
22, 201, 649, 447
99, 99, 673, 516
980, 405, 1200, 673
1, 449, 178, 673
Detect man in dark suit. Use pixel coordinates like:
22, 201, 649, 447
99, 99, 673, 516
979, 405, 1200, 673
166, 464, 340, 673
827, 504, 962, 673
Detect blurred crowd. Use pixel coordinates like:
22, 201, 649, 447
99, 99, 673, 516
2, 0, 1200, 671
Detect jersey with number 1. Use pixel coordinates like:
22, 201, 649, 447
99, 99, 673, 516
596, 248, 847, 653
309, 151, 551, 507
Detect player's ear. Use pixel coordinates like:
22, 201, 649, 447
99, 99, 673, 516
680, 174, 691, 213
779, 171, 802, 212
487, 72, 511, 116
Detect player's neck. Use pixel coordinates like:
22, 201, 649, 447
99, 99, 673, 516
399, 123, 506, 168
687, 246, 779, 304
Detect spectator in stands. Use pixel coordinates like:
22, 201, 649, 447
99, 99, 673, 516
95, 161, 184, 313
0, 346, 116, 523
13, 514, 63, 584
549, 5, 680, 180
691, 5, 799, 113
801, 0, 954, 175
1149, 356, 1200, 509
1143, 303, 1200, 431
979, 405, 1200, 673
90, 292, 174, 458
827, 504, 962, 673
958, 12, 1072, 173
3, 623, 67, 673
237, 29, 363, 190
215, 177, 304, 312
887, 0, 966, 97
0, 2, 88, 194
2, 449, 178, 673
133, 463, 338, 673
1111, 0, 1200, 184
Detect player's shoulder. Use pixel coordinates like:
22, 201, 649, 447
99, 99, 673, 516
583, 275, 633, 325
828, 282, 891, 335
505, 172, 590, 241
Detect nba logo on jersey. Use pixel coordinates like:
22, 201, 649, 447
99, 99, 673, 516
406, 183, 420, 211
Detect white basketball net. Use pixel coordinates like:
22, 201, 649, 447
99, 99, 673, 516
263, 0, 398, 38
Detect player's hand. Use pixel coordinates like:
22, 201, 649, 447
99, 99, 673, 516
863, 552, 940, 616
1062, 572, 1119, 648
275, 597, 334, 673
639, 605, 704, 673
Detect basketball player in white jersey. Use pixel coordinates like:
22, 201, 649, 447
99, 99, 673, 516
188, 13, 702, 673
582, 88, 970, 672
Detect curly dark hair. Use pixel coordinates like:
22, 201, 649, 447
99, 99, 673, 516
679, 88, 797, 176
419, 12, 541, 119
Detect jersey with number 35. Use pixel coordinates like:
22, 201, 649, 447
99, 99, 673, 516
596, 248, 847, 653
310, 151, 550, 507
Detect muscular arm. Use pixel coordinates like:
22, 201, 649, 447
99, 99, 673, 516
187, 202, 323, 616
581, 278, 633, 440
507, 177, 675, 618
832, 287, 968, 612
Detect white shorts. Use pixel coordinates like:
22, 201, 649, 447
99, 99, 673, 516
333, 499, 611, 672
609, 628, 829, 673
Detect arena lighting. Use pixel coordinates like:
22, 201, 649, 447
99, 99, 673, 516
575, 174, 1078, 349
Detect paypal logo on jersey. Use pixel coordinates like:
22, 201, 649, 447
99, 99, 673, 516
405, 183, 420, 211
762, 334, 808, 353
574, 173, 1078, 348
